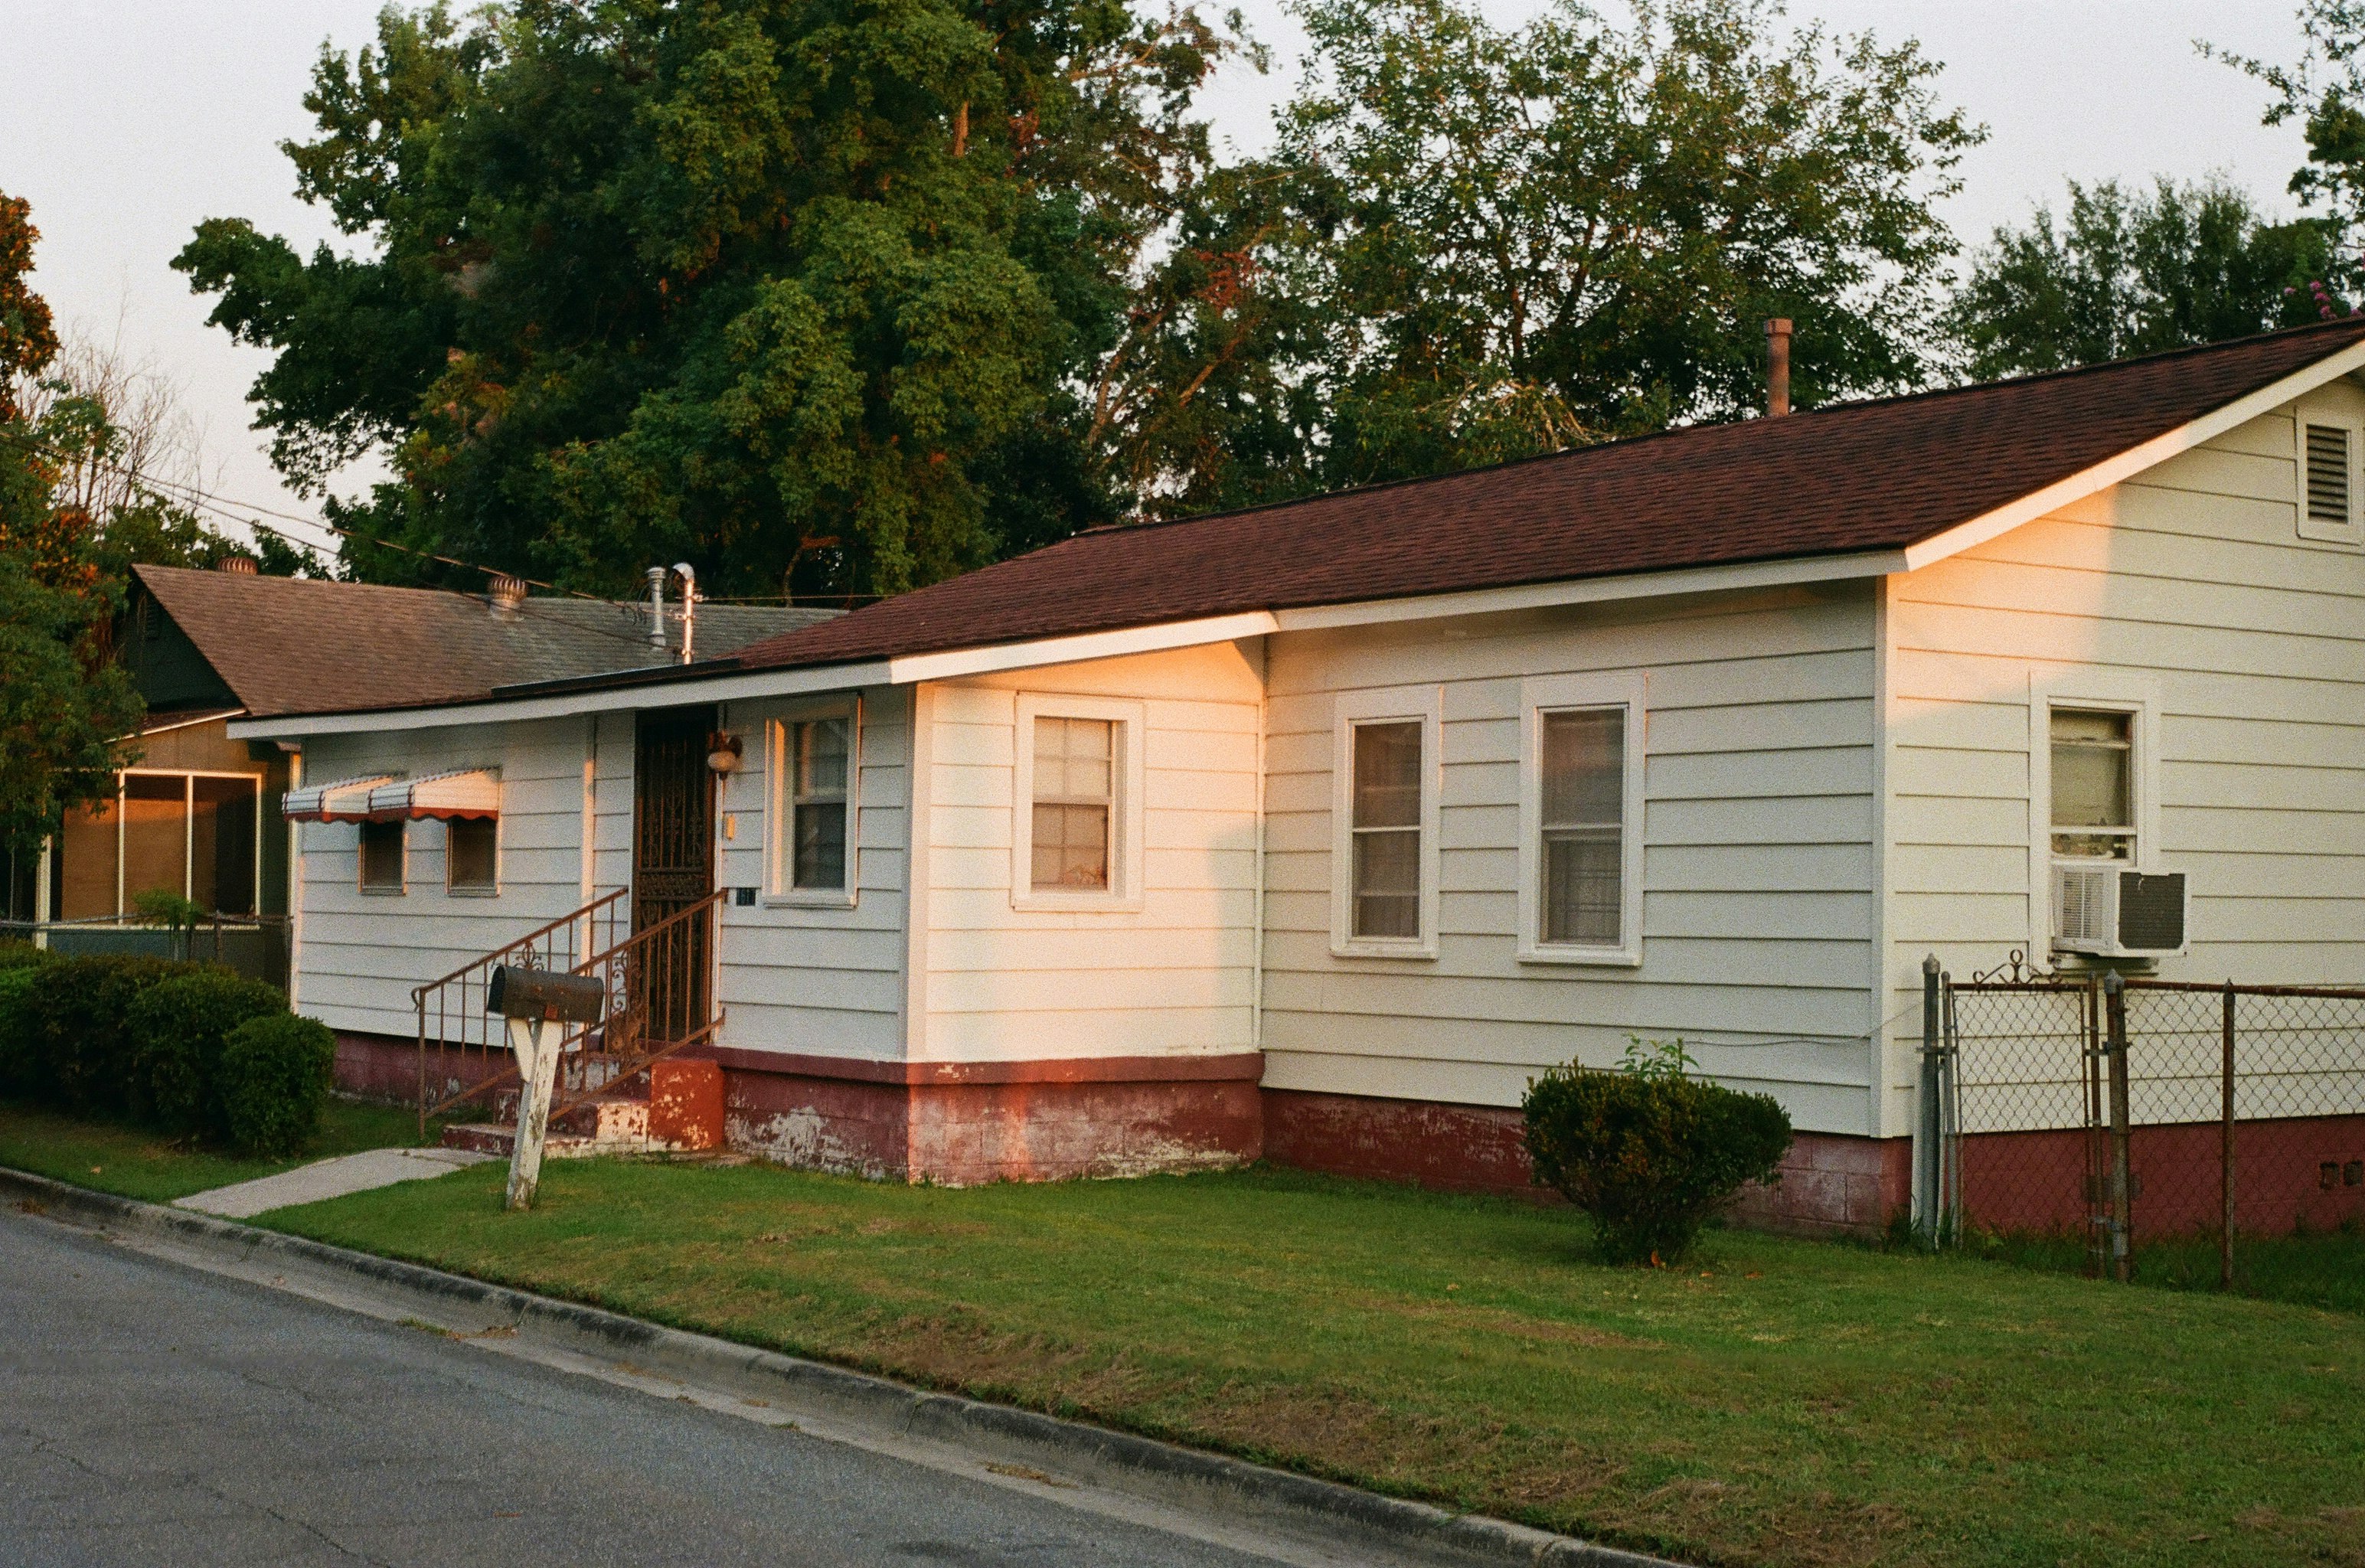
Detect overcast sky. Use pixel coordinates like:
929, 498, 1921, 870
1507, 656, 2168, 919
0, 1, 2324, 557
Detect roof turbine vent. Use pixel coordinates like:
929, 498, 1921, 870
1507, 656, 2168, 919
486, 572, 528, 617
215, 554, 259, 576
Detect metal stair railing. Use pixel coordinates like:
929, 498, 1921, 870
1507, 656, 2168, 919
547, 889, 728, 1121
413, 889, 629, 1135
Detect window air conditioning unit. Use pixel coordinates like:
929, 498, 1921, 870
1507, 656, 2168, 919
2053, 867, 2187, 958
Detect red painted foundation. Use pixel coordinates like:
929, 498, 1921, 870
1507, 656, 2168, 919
1962, 1114, 2365, 1237
706, 1047, 1267, 1184
332, 1029, 1909, 1228
1260, 1086, 1913, 1236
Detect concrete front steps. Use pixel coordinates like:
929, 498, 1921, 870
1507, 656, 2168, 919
441, 1058, 727, 1161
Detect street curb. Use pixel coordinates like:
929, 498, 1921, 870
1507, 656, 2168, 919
2, 1165, 1684, 1568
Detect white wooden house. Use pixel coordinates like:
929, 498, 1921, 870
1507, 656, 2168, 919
209, 319, 2365, 1233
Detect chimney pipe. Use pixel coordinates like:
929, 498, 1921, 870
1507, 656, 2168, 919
486, 572, 527, 617
671, 563, 697, 665
645, 566, 668, 651
1764, 318, 1793, 417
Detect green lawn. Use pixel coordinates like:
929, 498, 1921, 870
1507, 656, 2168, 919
226, 1157, 2365, 1568
1971, 1223, 2365, 1316
0, 1098, 442, 1203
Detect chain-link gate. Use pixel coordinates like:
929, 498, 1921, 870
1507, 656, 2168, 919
1929, 959, 2365, 1311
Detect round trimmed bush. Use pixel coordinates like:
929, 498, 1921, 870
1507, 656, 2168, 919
127, 969, 287, 1139
218, 1013, 336, 1157
31, 955, 194, 1117
1523, 1037, 1794, 1266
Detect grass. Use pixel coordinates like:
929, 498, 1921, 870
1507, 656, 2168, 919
0, 1097, 443, 1203
217, 1156, 2365, 1568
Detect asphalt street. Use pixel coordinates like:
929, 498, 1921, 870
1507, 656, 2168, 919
0, 1209, 1299, 1568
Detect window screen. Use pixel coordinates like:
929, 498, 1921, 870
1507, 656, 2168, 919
1032, 717, 1113, 891
789, 717, 851, 890
191, 776, 259, 915
1350, 719, 1423, 939
121, 775, 188, 912
359, 819, 406, 891
2050, 708, 2134, 860
1539, 707, 1625, 944
446, 817, 498, 892
2307, 423, 2351, 527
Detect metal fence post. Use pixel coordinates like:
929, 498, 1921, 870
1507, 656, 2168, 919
1916, 954, 1942, 1245
2102, 971, 2133, 1283
2220, 980, 2236, 1292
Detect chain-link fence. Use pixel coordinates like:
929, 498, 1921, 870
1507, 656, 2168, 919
1936, 969, 2365, 1312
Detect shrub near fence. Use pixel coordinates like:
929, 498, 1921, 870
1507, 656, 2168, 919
1939, 969, 2365, 1313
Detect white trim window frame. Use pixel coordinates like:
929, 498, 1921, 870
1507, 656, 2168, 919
2294, 397, 2365, 546
766, 697, 861, 908
443, 815, 501, 897
2027, 672, 2163, 952
109, 766, 269, 920
1330, 684, 1443, 959
1516, 671, 1646, 966
1011, 692, 1146, 913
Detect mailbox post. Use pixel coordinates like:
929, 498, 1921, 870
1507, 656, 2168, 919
485, 965, 606, 1210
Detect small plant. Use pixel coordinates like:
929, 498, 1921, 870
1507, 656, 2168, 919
218, 1013, 337, 1157
127, 969, 288, 1139
1523, 1035, 1794, 1266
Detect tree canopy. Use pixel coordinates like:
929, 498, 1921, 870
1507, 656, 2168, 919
1945, 177, 2337, 381
0, 193, 145, 860
179, 0, 1979, 596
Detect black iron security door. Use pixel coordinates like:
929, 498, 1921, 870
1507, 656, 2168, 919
632, 706, 717, 1041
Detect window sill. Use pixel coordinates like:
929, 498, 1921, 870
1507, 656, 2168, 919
447, 886, 500, 898
359, 886, 406, 897
762, 889, 859, 910
1330, 939, 1439, 961
1517, 942, 1641, 969
1012, 890, 1143, 915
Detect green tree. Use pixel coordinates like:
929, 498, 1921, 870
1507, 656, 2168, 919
0, 193, 145, 861
177, 0, 1248, 600
1176, 0, 1980, 497
1945, 177, 2337, 380
2213, 2, 2365, 236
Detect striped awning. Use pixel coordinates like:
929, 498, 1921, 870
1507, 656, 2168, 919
282, 773, 400, 822
364, 767, 501, 822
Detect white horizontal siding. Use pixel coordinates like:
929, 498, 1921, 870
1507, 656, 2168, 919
1885, 392, 2365, 1130
295, 716, 611, 1040
713, 685, 911, 1062
916, 642, 1264, 1063
1262, 585, 1881, 1135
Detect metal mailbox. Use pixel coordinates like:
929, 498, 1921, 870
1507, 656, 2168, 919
484, 965, 606, 1024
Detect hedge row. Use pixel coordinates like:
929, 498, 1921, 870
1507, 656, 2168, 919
0, 942, 336, 1157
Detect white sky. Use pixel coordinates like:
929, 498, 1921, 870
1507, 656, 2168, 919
0, 1, 2321, 557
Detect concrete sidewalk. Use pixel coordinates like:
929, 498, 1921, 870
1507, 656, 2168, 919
175, 1145, 494, 1218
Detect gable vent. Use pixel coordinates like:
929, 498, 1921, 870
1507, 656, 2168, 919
2306, 423, 2350, 525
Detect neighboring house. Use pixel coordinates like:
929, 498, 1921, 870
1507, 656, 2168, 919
2, 562, 828, 988
222, 319, 2365, 1233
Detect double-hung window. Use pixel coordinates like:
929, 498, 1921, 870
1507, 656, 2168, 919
769, 707, 857, 902
1517, 673, 1645, 965
1331, 687, 1441, 956
1011, 694, 1144, 910
2049, 708, 2135, 863
358, 819, 406, 893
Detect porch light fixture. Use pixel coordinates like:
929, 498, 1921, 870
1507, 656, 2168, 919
707, 731, 744, 775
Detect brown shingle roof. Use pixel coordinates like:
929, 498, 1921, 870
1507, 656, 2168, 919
724, 318, 2365, 674
134, 566, 838, 717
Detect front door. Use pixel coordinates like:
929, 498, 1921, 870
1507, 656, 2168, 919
632, 706, 717, 1043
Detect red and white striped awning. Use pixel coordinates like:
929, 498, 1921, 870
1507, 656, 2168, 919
282, 773, 399, 822
364, 768, 501, 822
